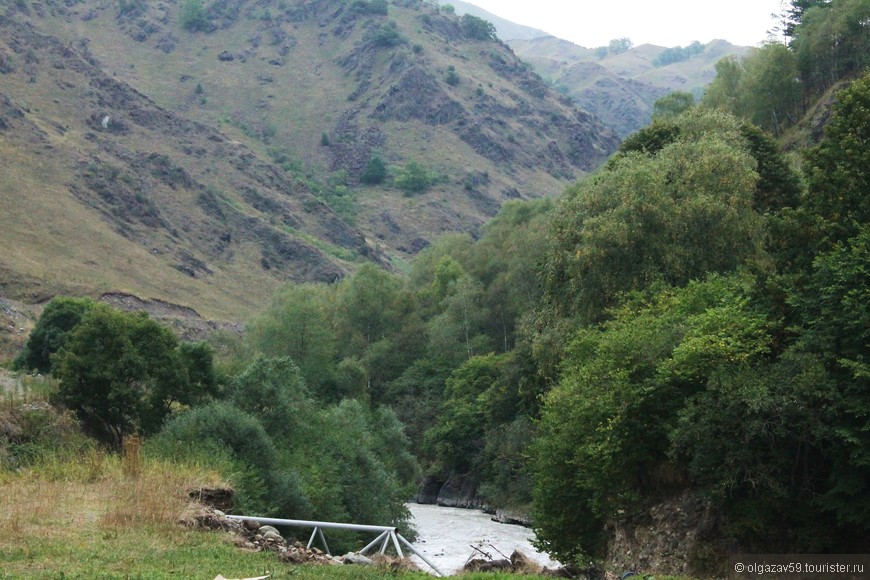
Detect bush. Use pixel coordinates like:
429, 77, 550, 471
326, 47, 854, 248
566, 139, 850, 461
371, 22, 403, 48
179, 0, 208, 32
360, 156, 387, 185
461, 14, 496, 41
394, 160, 434, 194
151, 401, 312, 518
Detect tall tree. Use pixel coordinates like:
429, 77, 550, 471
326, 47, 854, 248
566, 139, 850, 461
543, 109, 765, 323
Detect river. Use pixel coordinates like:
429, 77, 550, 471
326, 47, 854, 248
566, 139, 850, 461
404, 503, 561, 575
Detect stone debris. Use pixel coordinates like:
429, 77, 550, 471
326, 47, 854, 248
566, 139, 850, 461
180, 502, 419, 571
462, 548, 585, 578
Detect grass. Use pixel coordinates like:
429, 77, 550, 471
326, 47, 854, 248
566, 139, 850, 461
0, 447, 431, 579
0, 439, 563, 579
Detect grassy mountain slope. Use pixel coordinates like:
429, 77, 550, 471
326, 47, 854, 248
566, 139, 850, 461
0, 0, 619, 319
511, 36, 752, 136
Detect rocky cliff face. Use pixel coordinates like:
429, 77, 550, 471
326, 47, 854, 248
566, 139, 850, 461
603, 491, 730, 577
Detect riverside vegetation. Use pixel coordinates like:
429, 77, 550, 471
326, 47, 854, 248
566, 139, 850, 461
2, 0, 870, 577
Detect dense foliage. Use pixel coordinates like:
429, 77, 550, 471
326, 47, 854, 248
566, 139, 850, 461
226, 69, 867, 564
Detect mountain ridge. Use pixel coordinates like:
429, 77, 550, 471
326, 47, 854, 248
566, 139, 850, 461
0, 0, 619, 319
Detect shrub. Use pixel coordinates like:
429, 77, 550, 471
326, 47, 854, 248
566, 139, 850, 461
360, 156, 387, 185
371, 22, 403, 48
394, 160, 433, 194
461, 14, 496, 41
179, 0, 208, 32
151, 401, 312, 518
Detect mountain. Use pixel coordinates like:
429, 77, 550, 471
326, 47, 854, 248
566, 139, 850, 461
0, 0, 619, 320
510, 36, 753, 136
428, 1, 753, 137
435, 0, 550, 41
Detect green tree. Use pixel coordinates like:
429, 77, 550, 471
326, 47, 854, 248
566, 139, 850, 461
52, 304, 216, 446
425, 353, 511, 473
394, 160, 434, 194
737, 42, 802, 135
703, 56, 743, 113
13, 296, 95, 373
179, 0, 208, 32
225, 356, 312, 441
608, 37, 633, 55
461, 14, 497, 41
371, 21, 403, 47
445, 65, 459, 86
802, 73, 870, 247
793, 0, 870, 94
543, 109, 765, 322
671, 351, 850, 551
247, 283, 337, 398
652, 91, 695, 119
360, 155, 387, 185
533, 274, 771, 561
151, 401, 312, 518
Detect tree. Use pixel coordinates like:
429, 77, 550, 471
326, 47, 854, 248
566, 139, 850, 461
179, 0, 208, 32
783, 0, 832, 37
13, 296, 94, 373
737, 42, 802, 135
461, 14, 497, 41
533, 274, 772, 561
247, 283, 337, 397
652, 91, 695, 119
793, 0, 870, 94
425, 353, 511, 473
151, 401, 313, 518
608, 38, 633, 55
360, 155, 387, 185
543, 109, 765, 322
52, 304, 216, 446
703, 56, 743, 113
394, 160, 434, 194
671, 351, 843, 550
445, 65, 459, 86
802, 73, 870, 247
225, 356, 312, 441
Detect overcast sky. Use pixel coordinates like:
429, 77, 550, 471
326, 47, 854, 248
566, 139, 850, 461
463, 0, 786, 48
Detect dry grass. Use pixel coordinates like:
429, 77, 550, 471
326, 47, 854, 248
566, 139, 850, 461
0, 446, 438, 579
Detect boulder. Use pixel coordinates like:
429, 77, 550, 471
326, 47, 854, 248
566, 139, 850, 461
343, 552, 374, 566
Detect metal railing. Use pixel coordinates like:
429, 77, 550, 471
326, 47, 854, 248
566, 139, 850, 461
226, 515, 444, 577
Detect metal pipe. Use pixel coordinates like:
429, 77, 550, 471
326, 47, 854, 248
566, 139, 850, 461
306, 527, 318, 550
226, 515, 397, 534
397, 533, 444, 577
227, 515, 441, 575
359, 530, 390, 555
317, 527, 330, 556
390, 531, 404, 558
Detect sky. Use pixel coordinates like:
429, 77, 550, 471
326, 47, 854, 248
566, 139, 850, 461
463, 0, 786, 48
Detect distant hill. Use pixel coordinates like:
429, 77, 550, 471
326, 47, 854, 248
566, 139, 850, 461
436, 0, 550, 41
432, 1, 753, 136
511, 36, 753, 136
0, 0, 619, 320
